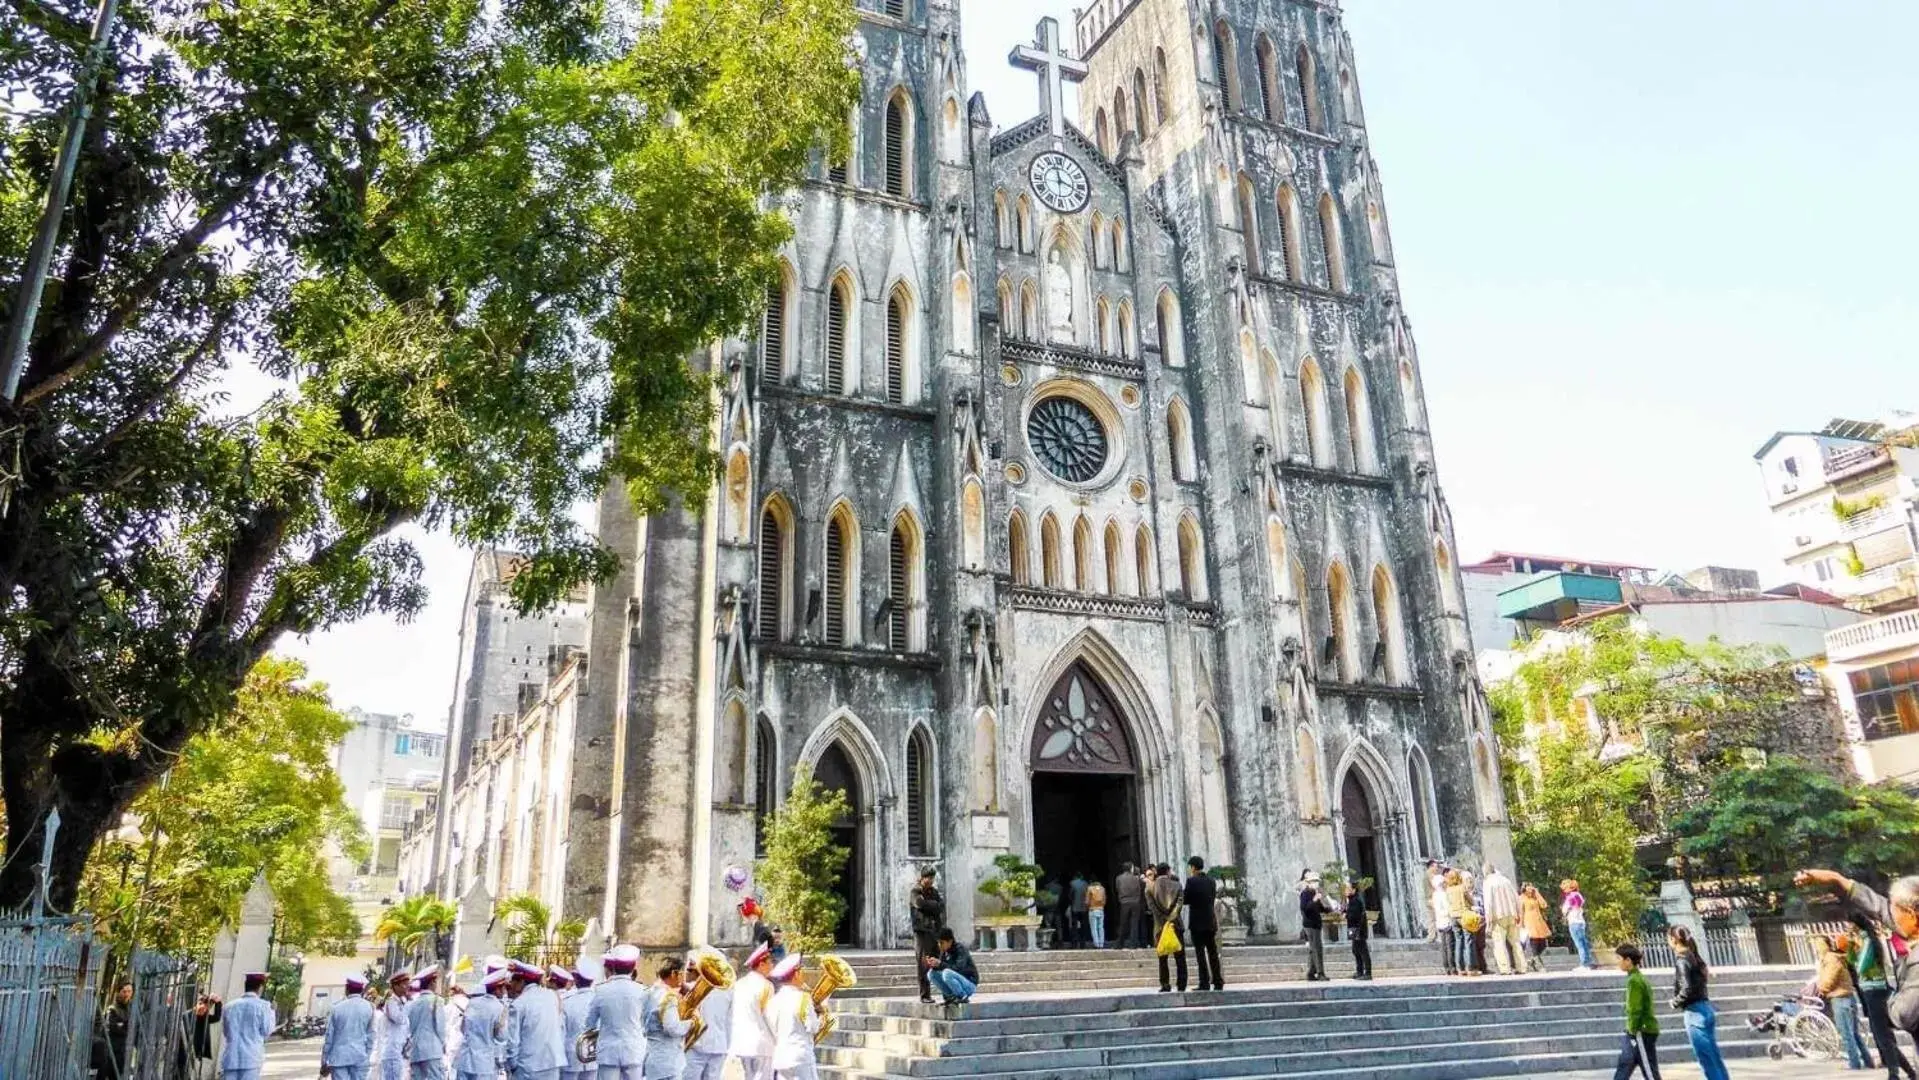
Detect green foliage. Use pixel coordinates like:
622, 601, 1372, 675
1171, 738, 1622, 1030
495, 893, 586, 965
1672, 757, 1919, 894
978, 853, 1043, 917
1842, 548, 1869, 578
267, 954, 303, 1018
76, 657, 364, 956
375, 895, 458, 969
753, 765, 851, 955
1831, 494, 1888, 521
0, 0, 860, 907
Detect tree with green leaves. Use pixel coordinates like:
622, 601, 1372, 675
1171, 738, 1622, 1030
495, 893, 586, 966
754, 765, 850, 955
76, 655, 364, 956
1672, 756, 1919, 895
375, 894, 458, 971
0, 0, 858, 908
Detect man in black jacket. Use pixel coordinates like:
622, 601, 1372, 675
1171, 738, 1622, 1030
922, 928, 980, 1005
1300, 870, 1330, 981
909, 868, 945, 1003
1345, 883, 1373, 979
1183, 857, 1223, 991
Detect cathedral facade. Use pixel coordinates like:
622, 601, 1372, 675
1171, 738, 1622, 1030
434, 0, 1512, 951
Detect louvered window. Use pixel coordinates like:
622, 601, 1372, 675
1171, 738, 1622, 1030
757, 510, 784, 639
887, 527, 909, 650
1213, 26, 1232, 105
825, 518, 848, 646
885, 294, 906, 404
761, 280, 785, 383
827, 156, 848, 185
885, 98, 908, 198
826, 283, 848, 393
905, 731, 930, 855
1277, 196, 1297, 281
754, 719, 776, 854
883, 0, 905, 18
1297, 47, 1319, 130
1256, 40, 1278, 120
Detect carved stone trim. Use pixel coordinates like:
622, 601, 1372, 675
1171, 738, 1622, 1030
1008, 586, 1166, 622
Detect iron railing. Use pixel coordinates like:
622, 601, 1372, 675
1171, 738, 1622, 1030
120, 950, 201, 1080
1633, 924, 1762, 969
0, 912, 104, 1080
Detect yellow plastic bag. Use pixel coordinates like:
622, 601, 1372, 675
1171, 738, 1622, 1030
1156, 918, 1181, 957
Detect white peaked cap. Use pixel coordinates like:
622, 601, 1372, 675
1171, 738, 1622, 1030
483, 969, 512, 988
770, 954, 803, 982
607, 944, 642, 965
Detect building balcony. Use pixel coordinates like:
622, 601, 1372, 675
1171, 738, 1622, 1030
1495, 571, 1624, 625
1828, 609, 1919, 664
1826, 445, 1893, 484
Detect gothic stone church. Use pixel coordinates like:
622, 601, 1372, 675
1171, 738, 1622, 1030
528, 0, 1513, 951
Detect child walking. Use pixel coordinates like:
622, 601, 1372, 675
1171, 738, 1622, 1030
1614, 944, 1662, 1080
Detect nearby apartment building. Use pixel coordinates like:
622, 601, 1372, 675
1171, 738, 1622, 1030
1825, 610, 1919, 787
1459, 551, 1651, 656
332, 708, 447, 892
1754, 417, 1919, 615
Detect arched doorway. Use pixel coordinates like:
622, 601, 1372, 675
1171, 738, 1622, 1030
1029, 662, 1141, 901
814, 741, 863, 946
1340, 770, 1385, 916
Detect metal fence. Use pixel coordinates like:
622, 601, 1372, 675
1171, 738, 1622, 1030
1633, 923, 1763, 969
120, 950, 200, 1080
0, 912, 104, 1080
1782, 921, 1854, 967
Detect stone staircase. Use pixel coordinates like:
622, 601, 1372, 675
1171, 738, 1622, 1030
817, 962, 1807, 1080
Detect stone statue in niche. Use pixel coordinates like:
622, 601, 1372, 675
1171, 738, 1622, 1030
1045, 248, 1074, 342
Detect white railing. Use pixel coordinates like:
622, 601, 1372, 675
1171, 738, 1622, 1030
1634, 925, 1762, 969
1827, 609, 1919, 662
1783, 921, 1854, 967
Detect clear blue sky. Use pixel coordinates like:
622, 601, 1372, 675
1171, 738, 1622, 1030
285, 0, 1919, 722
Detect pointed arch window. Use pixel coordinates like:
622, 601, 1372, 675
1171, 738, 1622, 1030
1296, 44, 1323, 131
1153, 48, 1171, 123
1344, 366, 1377, 472
1095, 109, 1112, 157
997, 281, 1014, 328
994, 190, 1012, 249
1327, 560, 1356, 680
1408, 746, 1439, 858
1255, 34, 1282, 121
1019, 281, 1039, 340
826, 275, 852, 394
1435, 540, 1462, 616
1277, 185, 1303, 282
1300, 357, 1332, 467
1372, 563, 1408, 683
757, 499, 792, 640
1116, 301, 1135, 360
1261, 349, 1285, 452
1112, 88, 1130, 140
1295, 725, 1324, 819
1177, 515, 1207, 601
885, 286, 910, 404
1132, 68, 1150, 135
1094, 297, 1111, 354
1168, 398, 1197, 482
825, 505, 858, 646
754, 716, 778, 853
1212, 21, 1239, 111
1008, 510, 1032, 585
1156, 289, 1184, 367
1112, 221, 1128, 272
1134, 525, 1155, 596
1090, 213, 1106, 269
1040, 513, 1063, 589
1016, 196, 1035, 253
1320, 193, 1348, 292
761, 271, 790, 384
1103, 521, 1123, 595
888, 513, 922, 651
884, 92, 911, 198
951, 272, 974, 354
906, 727, 933, 855
1072, 515, 1093, 591
1266, 516, 1288, 599
1237, 174, 1260, 271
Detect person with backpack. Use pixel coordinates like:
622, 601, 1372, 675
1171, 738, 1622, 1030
1849, 911, 1919, 1080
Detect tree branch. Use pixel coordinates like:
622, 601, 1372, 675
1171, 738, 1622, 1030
240, 497, 419, 667
74, 315, 228, 463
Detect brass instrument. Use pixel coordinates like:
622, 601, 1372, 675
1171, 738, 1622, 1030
574, 1028, 598, 1064
678, 948, 736, 1051
808, 954, 857, 1045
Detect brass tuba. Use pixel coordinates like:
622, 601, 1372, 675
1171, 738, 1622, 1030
679, 948, 737, 1051
574, 1028, 598, 1065
808, 954, 857, 1045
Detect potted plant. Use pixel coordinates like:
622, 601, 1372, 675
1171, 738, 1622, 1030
1319, 862, 1350, 942
977, 854, 1044, 948
1210, 865, 1257, 945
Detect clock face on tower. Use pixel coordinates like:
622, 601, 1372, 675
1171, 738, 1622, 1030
1028, 151, 1091, 214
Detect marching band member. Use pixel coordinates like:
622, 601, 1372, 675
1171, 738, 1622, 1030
321, 975, 377, 1080
681, 955, 731, 1080
724, 945, 776, 1080
585, 944, 647, 1080
406, 966, 449, 1080
640, 959, 693, 1080
560, 965, 596, 1080
510, 961, 567, 1080
454, 972, 511, 1080
381, 972, 413, 1080
220, 972, 276, 1080
765, 956, 818, 1080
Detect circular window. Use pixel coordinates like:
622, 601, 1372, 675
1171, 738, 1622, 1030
1027, 397, 1109, 483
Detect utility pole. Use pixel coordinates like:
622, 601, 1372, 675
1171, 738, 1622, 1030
1, 0, 124, 405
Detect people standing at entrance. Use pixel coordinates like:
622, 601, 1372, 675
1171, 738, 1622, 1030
1612, 944, 1662, 1080
1563, 879, 1598, 969
1183, 857, 1223, 991
1148, 862, 1188, 993
1069, 871, 1090, 948
1299, 870, 1330, 982
1666, 927, 1730, 1080
1818, 934, 1872, 1071
1520, 884, 1552, 973
1345, 884, 1373, 980
1430, 865, 1457, 976
909, 868, 944, 1003
221, 973, 275, 1080
1482, 863, 1523, 976
1116, 863, 1144, 949
1848, 911, 1918, 1080
1087, 877, 1109, 949
1443, 870, 1474, 976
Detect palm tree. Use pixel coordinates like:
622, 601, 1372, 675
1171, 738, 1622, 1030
495, 893, 587, 965
374, 895, 458, 970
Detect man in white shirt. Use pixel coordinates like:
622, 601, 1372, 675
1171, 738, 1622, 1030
640, 959, 692, 1080
561, 966, 596, 1080
764, 955, 817, 1080
220, 972, 276, 1080
585, 944, 647, 1080
322, 976, 377, 1080
724, 945, 775, 1080
1481, 863, 1524, 976
511, 961, 568, 1080
454, 972, 510, 1080
381, 972, 413, 1080
407, 966, 449, 1080
681, 953, 731, 1080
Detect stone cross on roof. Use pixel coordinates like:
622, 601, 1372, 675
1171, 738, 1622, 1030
1009, 17, 1087, 140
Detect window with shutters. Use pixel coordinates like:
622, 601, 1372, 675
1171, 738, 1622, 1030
825, 276, 850, 394
885, 288, 907, 404
883, 0, 905, 19
754, 717, 777, 854
884, 93, 910, 198
1213, 22, 1239, 110
1319, 193, 1347, 292
887, 525, 909, 650
824, 505, 856, 646
761, 276, 787, 384
1277, 185, 1303, 282
905, 728, 932, 856
1237, 174, 1259, 271
1296, 44, 1322, 131
1255, 35, 1280, 121
757, 500, 790, 640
